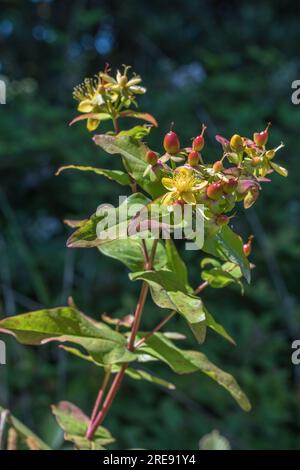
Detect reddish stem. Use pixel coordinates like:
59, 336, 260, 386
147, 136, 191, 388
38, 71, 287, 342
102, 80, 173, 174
86, 240, 158, 440
89, 368, 111, 424
86, 366, 126, 440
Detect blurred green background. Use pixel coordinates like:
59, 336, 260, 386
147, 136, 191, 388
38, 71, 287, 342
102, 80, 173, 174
0, 0, 300, 450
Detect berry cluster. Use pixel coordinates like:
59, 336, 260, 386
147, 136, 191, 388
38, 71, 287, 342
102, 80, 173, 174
145, 123, 287, 252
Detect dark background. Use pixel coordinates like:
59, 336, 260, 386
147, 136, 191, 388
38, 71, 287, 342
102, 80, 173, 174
0, 0, 300, 450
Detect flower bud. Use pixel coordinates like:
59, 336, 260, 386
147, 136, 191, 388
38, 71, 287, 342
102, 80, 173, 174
206, 182, 223, 200
230, 134, 244, 153
243, 236, 254, 257
213, 160, 224, 172
146, 150, 158, 165
163, 130, 180, 155
192, 124, 206, 151
253, 122, 271, 147
223, 178, 238, 194
188, 150, 200, 166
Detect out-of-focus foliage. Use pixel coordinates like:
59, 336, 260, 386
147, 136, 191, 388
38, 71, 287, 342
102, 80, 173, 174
0, 0, 299, 450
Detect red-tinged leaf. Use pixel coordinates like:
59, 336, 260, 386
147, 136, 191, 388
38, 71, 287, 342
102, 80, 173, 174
69, 113, 111, 126
119, 110, 158, 127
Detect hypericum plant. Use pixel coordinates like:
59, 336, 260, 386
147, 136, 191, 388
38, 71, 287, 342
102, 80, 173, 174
0, 65, 288, 450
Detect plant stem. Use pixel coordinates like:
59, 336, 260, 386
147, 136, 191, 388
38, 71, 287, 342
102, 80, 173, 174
90, 367, 112, 423
194, 280, 208, 294
134, 309, 176, 349
128, 282, 149, 351
86, 239, 158, 440
136, 271, 210, 349
86, 366, 126, 440
113, 117, 120, 134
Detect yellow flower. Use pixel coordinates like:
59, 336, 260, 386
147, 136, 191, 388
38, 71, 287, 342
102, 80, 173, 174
73, 76, 108, 131
100, 65, 146, 97
161, 167, 207, 205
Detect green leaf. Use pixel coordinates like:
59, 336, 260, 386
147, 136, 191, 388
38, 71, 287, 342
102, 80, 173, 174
119, 110, 158, 127
188, 322, 207, 344
202, 225, 251, 283
0, 405, 51, 450
129, 269, 205, 324
93, 134, 165, 198
98, 238, 168, 272
204, 307, 236, 345
270, 161, 288, 177
125, 368, 176, 390
165, 239, 190, 290
51, 401, 114, 450
138, 333, 251, 411
67, 193, 150, 248
56, 165, 131, 186
0, 307, 136, 365
201, 267, 238, 288
61, 346, 175, 390
200, 257, 221, 269
118, 125, 152, 141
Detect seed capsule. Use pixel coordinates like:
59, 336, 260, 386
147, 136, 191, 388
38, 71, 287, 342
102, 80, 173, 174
223, 178, 238, 194
206, 182, 223, 200
192, 124, 207, 151
230, 134, 244, 153
163, 131, 180, 155
253, 122, 271, 147
213, 160, 224, 172
146, 150, 158, 165
243, 236, 254, 257
188, 150, 200, 166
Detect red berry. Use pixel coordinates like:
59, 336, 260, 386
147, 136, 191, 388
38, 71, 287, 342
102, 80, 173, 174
146, 150, 158, 165
223, 178, 238, 194
163, 131, 180, 154
253, 122, 271, 147
192, 124, 206, 151
213, 160, 224, 172
206, 182, 223, 200
243, 236, 253, 257
188, 150, 200, 166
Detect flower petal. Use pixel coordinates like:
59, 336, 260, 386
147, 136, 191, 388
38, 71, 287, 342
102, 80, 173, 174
182, 192, 196, 204
87, 118, 100, 132
130, 85, 146, 94
78, 100, 94, 113
161, 192, 176, 206
161, 177, 176, 191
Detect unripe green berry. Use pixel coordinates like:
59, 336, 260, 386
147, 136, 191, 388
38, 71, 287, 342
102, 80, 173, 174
230, 134, 244, 153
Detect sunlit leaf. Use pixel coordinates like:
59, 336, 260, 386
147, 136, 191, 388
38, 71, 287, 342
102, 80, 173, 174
56, 165, 131, 186
138, 333, 251, 411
